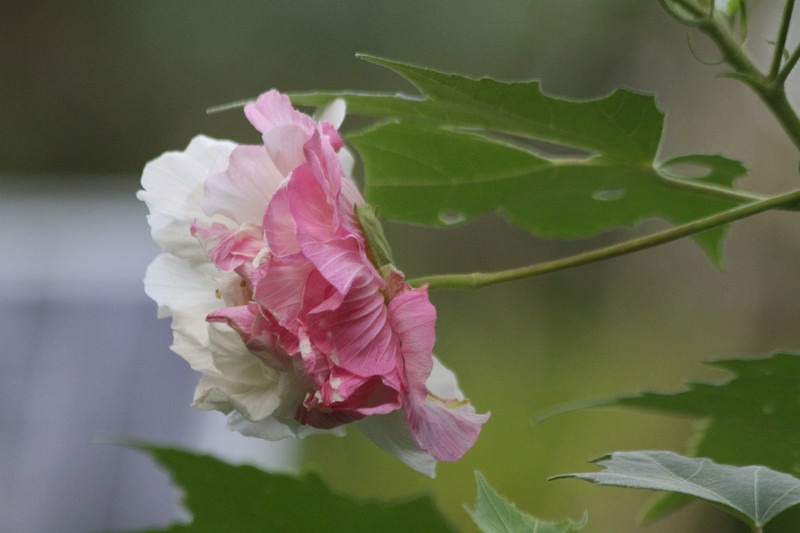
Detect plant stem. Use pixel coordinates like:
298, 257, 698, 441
769, 0, 795, 79
407, 188, 800, 290
669, 0, 800, 153
777, 42, 800, 84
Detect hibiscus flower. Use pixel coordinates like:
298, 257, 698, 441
138, 90, 488, 476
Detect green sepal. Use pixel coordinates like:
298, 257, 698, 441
356, 202, 395, 269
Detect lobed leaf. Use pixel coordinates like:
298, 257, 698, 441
563, 352, 800, 523
552, 450, 800, 529
104, 443, 455, 533
612, 353, 800, 480
291, 56, 752, 266
466, 471, 587, 533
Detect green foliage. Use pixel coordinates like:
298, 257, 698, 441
612, 353, 800, 478
107, 443, 455, 533
466, 472, 587, 533
292, 56, 753, 266
552, 450, 800, 529
579, 352, 800, 523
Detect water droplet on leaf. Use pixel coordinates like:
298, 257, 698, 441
438, 211, 466, 225
592, 189, 626, 201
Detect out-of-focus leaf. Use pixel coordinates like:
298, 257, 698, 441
552, 450, 800, 529
612, 353, 800, 479
104, 443, 455, 533
559, 352, 800, 523
466, 471, 586, 533
291, 56, 752, 266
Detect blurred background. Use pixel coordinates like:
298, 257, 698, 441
2, 1, 800, 532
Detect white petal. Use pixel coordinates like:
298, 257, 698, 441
313, 98, 346, 129
426, 355, 465, 400
138, 135, 236, 263
144, 254, 223, 373
143, 254, 220, 319
338, 147, 356, 180
355, 411, 437, 477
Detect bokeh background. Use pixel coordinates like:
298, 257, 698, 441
3, 2, 800, 532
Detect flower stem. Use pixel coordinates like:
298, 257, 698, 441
408, 188, 800, 290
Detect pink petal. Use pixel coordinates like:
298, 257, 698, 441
404, 397, 490, 462
252, 255, 316, 339
207, 303, 294, 370
301, 273, 400, 378
244, 91, 316, 176
201, 145, 284, 225
287, 155, 377, 297
244, 90, 315, 136
388, 286, 489, 461
191, 221, 264, 272
387, 287, 437, 404
262, 187, 300, 258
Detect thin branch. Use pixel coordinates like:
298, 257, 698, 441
770, 0, 796, 79
407, 188, 800, 290
777, 42, 800, 84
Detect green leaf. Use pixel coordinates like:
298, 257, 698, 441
612, 353, 800, 478
584, 352, 800, 523
466, 471, 586, 533
552, 450, 800, 529
107, 443, 455, 533
291, 56, 752, 266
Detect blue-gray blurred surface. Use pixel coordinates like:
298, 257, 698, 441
0, 181, 298, 533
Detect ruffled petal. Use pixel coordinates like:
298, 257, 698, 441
287, 159, 376, 297
193, 323, 283, 421
387, 286, 437, 403
143, 253, 220, 319
244, 91, 316, 176
138, 135, 235, 265
207, 302, 293, 370
262, 186, 300, 257
252, 255, 316, 338
404, 395, 490, 462
388, 286, 489, 461
191, 221, 264, 272
201, 144, 284, 225
302, 274, 401, 378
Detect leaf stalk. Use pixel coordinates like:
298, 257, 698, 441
408, 188, 800, 290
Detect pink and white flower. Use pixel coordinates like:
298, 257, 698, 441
138, 90, 488, 476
